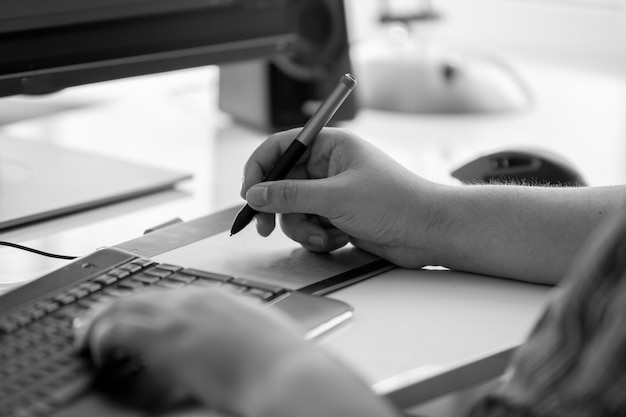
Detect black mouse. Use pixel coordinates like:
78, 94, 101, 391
451, 149, 587, 186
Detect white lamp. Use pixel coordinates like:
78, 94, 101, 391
353, 0, 531, 114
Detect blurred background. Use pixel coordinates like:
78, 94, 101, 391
342, 0, 626, 184
1, 0, 625, 287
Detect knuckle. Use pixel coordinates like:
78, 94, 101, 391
282, 181, 298, 211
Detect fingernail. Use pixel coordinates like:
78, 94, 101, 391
246, 186, 268, 206
308, 234, 325, 247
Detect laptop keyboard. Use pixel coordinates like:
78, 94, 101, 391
0, 255, 291, 417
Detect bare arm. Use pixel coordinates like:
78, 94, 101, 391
241, 128, 625, 285
429, 184, 626, 284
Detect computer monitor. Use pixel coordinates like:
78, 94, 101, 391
0, 0, 302, 96
0, 0, 356, 230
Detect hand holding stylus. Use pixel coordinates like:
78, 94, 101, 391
230, 74, 357, 236
238, 126, 440, 268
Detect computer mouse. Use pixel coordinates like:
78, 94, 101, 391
451, 149, 587, 186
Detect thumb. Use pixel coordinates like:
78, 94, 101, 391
245, 178, 335, 216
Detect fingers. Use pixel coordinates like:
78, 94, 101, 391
241, 129, 310, 238
78, 288, 311, 413
280, 214, 350, 252
84, 288, 293, 367
254, 212, 276, 237
246, 176, 341, 218
87, 310, 161, 368
84, 290, 187, 367
240, 127, 362, 243
241, 129, 307, 199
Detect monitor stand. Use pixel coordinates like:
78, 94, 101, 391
0, 136, 191, 231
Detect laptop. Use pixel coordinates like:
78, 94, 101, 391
0, 136, 192, 231
0, 207, 393, 416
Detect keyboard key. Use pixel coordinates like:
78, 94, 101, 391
182, 269, 232, 282
235, 291, 266, 304
107, 268, 131, 279
130, 258, 154, 268
119, 264, 143, 273
14, 314, 34, 327
156, 264, 183, 272
132, 273, 161, 285
93, 274, 118, 285
66, 288, 89, 299
0, 319, 18, 334
231, 278, 286, 295
52, 294, 76, 306
142, 267, 174, 279
27, 308, 46, 320
77, 282, 102, 293
167, 273, 197, 284
189, 279, 222, 288
245, 288, 276, 301
36, 301, 60, 314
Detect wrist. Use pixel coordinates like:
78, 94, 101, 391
406, 181, 455, 268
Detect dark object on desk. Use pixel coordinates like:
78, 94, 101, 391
219, 0, 357, 131
451, 149, 587, 186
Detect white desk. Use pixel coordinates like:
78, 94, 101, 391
1, 61, 624, 412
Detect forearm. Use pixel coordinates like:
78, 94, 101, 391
236, 346, 398, 417
429, 184, 626, 284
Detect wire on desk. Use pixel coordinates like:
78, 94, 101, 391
0, 241, 78, 260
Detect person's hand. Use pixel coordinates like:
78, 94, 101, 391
241, 128, 443, 268
84, 288, 308, 414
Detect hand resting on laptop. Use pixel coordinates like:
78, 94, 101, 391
75, 286, 395, 416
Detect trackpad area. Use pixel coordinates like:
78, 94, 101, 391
152, 226, 381, 290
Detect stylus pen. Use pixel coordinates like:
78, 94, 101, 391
230, 73, 357, 236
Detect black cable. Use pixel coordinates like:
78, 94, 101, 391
0, 241, 78, 260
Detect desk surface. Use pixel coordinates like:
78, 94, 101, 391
122, 206, 554, 409
1, 61, 625, 409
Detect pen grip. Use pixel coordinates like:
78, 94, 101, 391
262, 139, 308, 182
